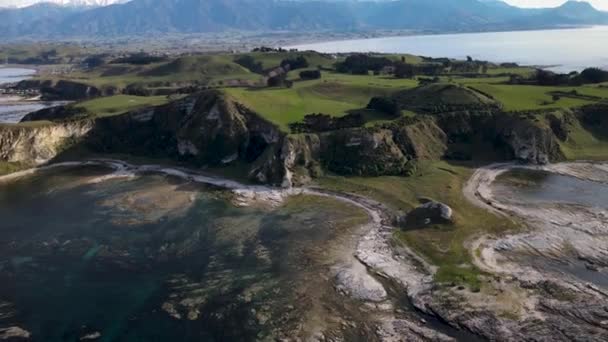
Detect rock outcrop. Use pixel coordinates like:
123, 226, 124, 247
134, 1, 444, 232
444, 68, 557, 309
320, 128, 411, 176
1, 90, 285, 183
436, 111, 565, 164
390, 117, 448, 160
398, 199, 454, 229
496, 115, 563, 164
0, 121, 93, 165
83, 90, 285, 182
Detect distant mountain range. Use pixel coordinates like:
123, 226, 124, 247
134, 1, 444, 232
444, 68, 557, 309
1, 0, 607, 39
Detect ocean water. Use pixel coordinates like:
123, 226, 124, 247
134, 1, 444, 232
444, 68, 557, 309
290, 26, 608, 73
495, 168, 608, 208
0, 68, 36, 85
0, 165, 367, 341
0, 67, 61, 123
0, 103, 54, 123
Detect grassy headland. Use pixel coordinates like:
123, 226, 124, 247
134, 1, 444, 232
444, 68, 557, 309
75, 95, 172, 117
7, 48, 608, 291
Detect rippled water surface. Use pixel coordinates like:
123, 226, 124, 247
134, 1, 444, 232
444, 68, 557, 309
0, 165, 367, 341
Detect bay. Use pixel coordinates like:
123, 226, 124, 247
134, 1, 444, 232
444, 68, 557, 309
0, 67, 36, 85
0, 67, 61, 123
289, 26, 608, 73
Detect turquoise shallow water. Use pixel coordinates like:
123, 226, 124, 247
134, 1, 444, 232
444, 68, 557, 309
0, 165, 363, 341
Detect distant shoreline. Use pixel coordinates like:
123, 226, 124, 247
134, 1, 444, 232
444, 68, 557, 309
286, 26, 608, 73
283, 25, 596, 51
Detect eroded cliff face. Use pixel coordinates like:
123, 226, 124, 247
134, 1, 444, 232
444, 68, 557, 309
497, 116, 564, 164
269, 117, 450, 187
250, 134, 322, 187
0, 121, 93, 165
84, 90, 285, 181
274, 110, 569, 186
320, 128, 411, 176
1, 91, 604, 187
436, 111, 566, 163
0, 90, 285, 183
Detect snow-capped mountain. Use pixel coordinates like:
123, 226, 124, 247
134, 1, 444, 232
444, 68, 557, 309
0, 0, 129, 8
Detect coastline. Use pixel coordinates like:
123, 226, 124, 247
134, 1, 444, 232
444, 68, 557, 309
286, 25, 608, 72
4, 157, 608, 340
285, 25, 597, 51
467, 161, 608, 286
0, 66, 65, 123
0, 159, 458, 340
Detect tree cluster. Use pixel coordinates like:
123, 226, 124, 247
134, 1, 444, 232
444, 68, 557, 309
251, 46, 293, 53
289, 112, 364, 133
82, 55, 107, 69
394, 63, 414, 78
367, 97, 401, 117
110, 53, 166, 65
299, 70, 321, 80
234, 55, 264, 74
280, 56, 309, 70
512, 68, 608, 86
336, 54, 447, 78
580, 68, 608, 84
335, 54, 393, 75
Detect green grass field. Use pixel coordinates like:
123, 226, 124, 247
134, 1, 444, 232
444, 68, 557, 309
453, 76, 510, 84
36, 51, 339, 92
468, 84, 603, 111
75, 95, 171, 117
382, 53, 425, 64
555, 113, 608, 160
485, 66, 535, 76
241, 51, 337, 70
227, 72, 419, 130
40, 54, 262, 90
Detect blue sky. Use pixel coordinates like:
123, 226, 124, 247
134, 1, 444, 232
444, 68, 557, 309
504, 0, 608, 10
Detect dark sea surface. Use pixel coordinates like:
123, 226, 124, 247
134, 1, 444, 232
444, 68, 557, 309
0, 165, 366, 341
